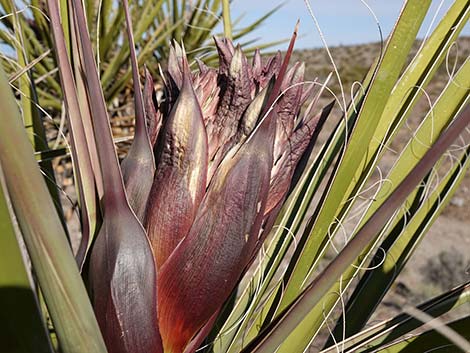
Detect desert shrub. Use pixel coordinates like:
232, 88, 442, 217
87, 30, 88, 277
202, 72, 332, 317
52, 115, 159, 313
422, 249, 470, 290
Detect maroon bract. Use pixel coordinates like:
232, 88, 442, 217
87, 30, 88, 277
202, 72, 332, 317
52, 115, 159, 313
145, 65, 208, 269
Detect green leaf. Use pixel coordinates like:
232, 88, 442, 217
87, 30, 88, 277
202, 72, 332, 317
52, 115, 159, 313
47, 0, 99, 268
222, 0, 232, 39
320, 282, 470, 353
240, 103, 470, 353
322, 0, 470, 267
0, 64, 107, 353
276, 0, 432, 316
0, 167, 53, 353
5, 0, 65, 229
374, 316, 470, 353
326, 57, 470, 342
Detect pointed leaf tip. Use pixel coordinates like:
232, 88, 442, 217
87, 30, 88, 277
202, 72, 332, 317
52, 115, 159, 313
261, 23, 299, 121
120, 0, 155, 222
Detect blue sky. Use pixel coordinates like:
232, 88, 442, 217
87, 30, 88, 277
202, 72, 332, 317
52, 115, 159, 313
228, 0, 470, 49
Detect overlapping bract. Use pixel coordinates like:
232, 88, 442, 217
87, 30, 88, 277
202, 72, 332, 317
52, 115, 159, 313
92, 36, 333, 353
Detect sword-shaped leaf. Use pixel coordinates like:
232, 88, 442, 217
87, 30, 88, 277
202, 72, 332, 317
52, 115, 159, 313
241, 104, 470, 353
373, 316, 470, 353
275, 1, 431, 320
0, 65, 107, 353
0, 166, 53, 353
320, 282, 470, 353
120, 0, 156, 222
68, 0, 162, 351
46, 0, 98, 269
326, 58, 470, 344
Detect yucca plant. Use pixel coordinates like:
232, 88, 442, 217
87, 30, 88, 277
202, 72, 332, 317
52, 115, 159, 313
1, 1, 470, 353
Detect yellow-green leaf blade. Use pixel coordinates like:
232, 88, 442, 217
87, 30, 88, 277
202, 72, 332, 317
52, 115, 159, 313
0, 66, 107, 353
0, 167, 53, 353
